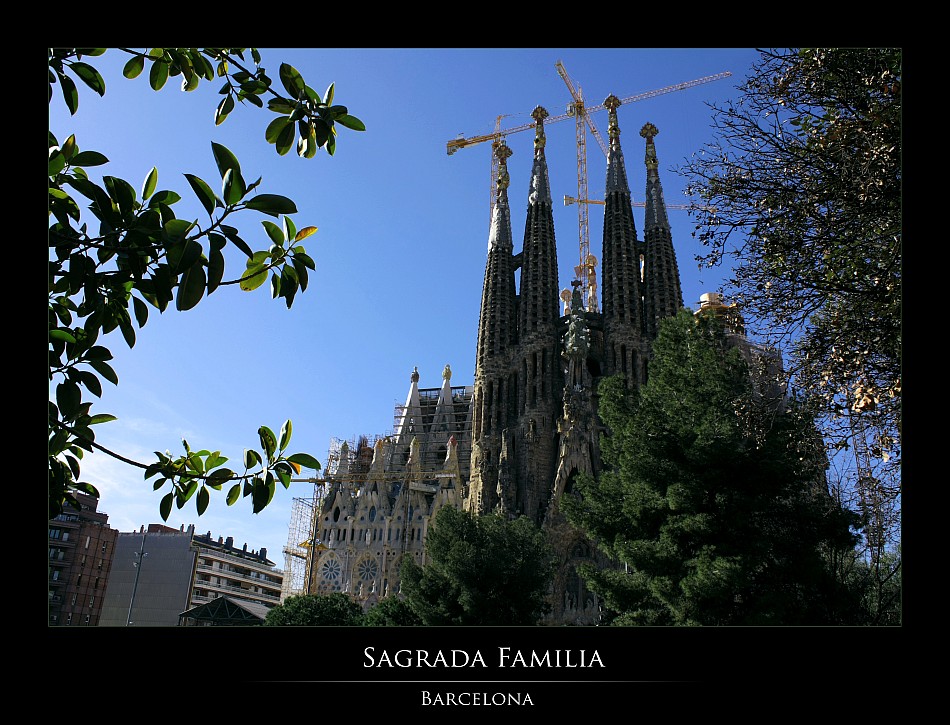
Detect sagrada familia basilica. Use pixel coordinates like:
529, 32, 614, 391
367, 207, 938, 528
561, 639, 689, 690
296, 96, 752, 624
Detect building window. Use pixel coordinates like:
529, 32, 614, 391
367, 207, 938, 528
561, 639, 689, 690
71, 594, 77, 606
101, 542, 108, 554
66, 613, 72, 626
84, 615, 90, 625
89, 596, 95, 608
85, 535, 91, 549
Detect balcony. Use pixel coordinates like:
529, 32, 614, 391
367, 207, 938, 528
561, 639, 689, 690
192, 580, 281, 604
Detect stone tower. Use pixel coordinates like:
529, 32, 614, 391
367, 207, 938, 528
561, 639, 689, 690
466, 99, 684, 623
640, 121, 683, 341
467, 107, 562, 524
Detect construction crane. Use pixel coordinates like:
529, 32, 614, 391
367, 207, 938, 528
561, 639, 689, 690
555, 60, 731, 311
446, 66, 732, 307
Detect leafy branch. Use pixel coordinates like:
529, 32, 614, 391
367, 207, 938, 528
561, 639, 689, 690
48, 48, 363, 520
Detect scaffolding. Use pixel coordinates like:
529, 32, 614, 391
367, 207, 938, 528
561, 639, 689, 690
390, 384, 474, 476
281, 490, 321, 601
280, 384, 475, 600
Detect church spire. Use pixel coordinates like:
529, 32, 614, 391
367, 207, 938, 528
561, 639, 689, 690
518, 105, 560, 341
475, 142, 517, 367
394, 366, 424, 447
640, 122, 683, 340
600, 95, 644, 385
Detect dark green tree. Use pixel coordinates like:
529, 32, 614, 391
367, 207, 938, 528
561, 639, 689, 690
362, 595, 423, 626
680, 48, 901, 565
49, 48, 364, 520
562, 310, 862, 625
263, 593, 364, 626
400, 506, 555, 626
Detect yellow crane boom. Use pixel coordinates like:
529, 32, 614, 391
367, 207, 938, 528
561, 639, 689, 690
446, 68, 733, 301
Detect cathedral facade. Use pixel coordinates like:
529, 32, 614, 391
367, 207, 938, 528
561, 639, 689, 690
305, 96, 684, 625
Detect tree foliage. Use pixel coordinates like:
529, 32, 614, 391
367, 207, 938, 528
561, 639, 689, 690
399, 507, 555, 626
680, 48, 901, 558
563, 310, 863, 625
362, 595, 422, 626
48, 48, 364, 520
263, 593, 364, 626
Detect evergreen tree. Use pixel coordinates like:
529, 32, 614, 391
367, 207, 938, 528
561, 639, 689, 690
399, 507, 554, 625
362, 595, 422, 626
681, 49, 901, 563
562, 310, 861, 625
263, 593, 363, 626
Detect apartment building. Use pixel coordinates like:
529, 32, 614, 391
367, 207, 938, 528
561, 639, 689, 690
98, 523, 282, 626
48, 492, 118, 626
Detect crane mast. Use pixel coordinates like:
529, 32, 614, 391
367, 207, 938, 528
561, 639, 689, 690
446, 65, 732, 310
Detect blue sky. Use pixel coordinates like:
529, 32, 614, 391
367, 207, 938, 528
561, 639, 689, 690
50, 47, 764, 568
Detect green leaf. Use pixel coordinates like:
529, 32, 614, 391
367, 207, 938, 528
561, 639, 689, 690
132, 296, 149, 327
58, 72, 79, 115
119, 315, 136, 348
252, 475, 276, 513
141, 167, 158, 200
215, 94, 234, 126
267, 98, 296, 114
245, 194, 297, 216
208, 468, 234, 487
279, 419, 292, 451
197, 486, 210, 515
89, 414, 118, 425
207, 248, 225, 294
278, 63, 306, 99
283, 216, 297, 242
71, 151, 109, 167
76, 370, 102, 397
239, 263, 268, 292
262, 220, 285, 246
259, 425, 277, 459
287, 453, 321, 471
89, 360, 119, 385
123, 54, 145, 79
160, 491, 173, 520
226, 483, 241, 506
70, 62, 106, 95
163, 218, 195, 244
49, 148, 67, 176
211, 142, 241, 181
336, 114, 366, 132
184, 173, 218, 217
149, 57, 169, 90
182, 72, 200, 92
222, 168, 246, 206
103, 175, 137, 218
56, 381, 82, 417
275, 120, 296, 156
244, 448, 262, 469
176, 263, 206, 311
291, 257, 310, 292
148, 189, 181, 208
49, 329, 77, 343
265, 116, 290, 144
